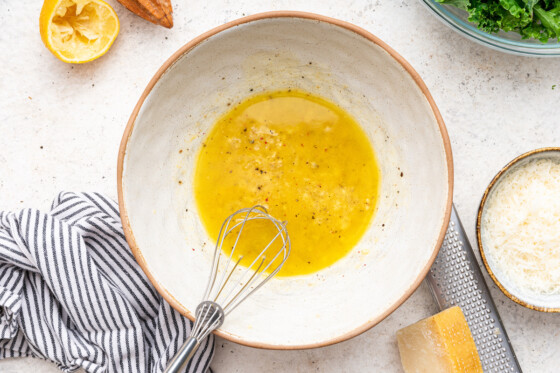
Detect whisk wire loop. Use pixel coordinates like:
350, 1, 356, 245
205, 205, 290, 315
212, 255, 243, 303
222, 256, 265, 311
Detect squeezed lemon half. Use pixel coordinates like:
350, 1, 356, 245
40, 0, 120, 63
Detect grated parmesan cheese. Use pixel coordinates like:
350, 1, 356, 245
482, 158, 560, 297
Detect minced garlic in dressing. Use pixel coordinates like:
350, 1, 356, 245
194, 90, 380, 276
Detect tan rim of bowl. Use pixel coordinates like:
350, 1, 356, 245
477, 147, 560, 313
117, 11, 454, 349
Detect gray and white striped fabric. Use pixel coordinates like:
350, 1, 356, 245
0, 192, 214, 373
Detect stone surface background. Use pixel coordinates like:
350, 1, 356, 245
1, 0, 559, 371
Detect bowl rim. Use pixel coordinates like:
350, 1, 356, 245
117, 10, 454, 349
476, 147, 560, 313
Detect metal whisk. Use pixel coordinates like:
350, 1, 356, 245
164, 206, 290, 372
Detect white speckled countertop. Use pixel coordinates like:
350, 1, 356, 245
1, 1, 559, 372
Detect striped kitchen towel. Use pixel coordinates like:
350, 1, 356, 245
0, 192, 214, 373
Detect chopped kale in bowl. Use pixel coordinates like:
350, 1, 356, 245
436, 0, 560, 42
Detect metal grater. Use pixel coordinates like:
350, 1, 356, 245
426, 205, 522, 372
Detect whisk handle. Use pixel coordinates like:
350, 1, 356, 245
163, 336, 199, 373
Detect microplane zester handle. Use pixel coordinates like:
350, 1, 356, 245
426, 205, 522, 373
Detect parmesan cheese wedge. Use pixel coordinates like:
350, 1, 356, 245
397, 306, 482, 373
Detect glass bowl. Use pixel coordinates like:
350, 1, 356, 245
421, 0, 560, 57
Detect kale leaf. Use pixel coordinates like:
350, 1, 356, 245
435, 0, 560, 42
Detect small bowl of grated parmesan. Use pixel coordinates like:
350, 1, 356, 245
477, 148, 560, 312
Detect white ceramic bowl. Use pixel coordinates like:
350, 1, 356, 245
118, 11, 453, 349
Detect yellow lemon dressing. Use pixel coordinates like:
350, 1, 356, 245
194, 90, 380, 276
